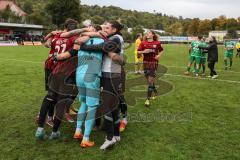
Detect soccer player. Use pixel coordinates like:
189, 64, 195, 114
78, 21, 125, 150
200, 38, 208, 76
35, 19, 80, 140
184, 36, 203, 77
43, 32, 63, 127
34, 30, 64, 127
224, 40, 235, 70
137, 30, 164, 107
236, 39, 240, 58
54, 25, 104, 148
135, 34, 143, 74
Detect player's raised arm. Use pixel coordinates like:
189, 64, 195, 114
44, 38, 52, 48
44, 31, 61, 41
60, 28, 90, 38
55, 36, 90, 61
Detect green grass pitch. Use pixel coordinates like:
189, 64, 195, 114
0, 44, 240, 160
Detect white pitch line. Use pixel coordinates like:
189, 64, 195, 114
166, 65, 240, 74
164, 73, 240, 84
1, 58, 240, 84
1, 58, 240, 74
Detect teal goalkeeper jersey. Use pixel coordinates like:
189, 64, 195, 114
77, 38, 104, 77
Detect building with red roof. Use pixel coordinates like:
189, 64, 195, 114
0, 0, 26, 17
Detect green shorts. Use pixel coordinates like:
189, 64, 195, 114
224, 52, 233, 58
189, 55, 195, 63
200, 57, 207, 64
195, 56, 201, 65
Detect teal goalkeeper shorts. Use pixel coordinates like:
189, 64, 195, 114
76, 74, 101, 107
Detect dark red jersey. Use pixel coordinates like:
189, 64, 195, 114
52, 34, 78, 76
138, 40, 163, 70
45, 33, 62, 71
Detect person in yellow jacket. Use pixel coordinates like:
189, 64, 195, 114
135, 34, 143, 74
236, 39, 240, 58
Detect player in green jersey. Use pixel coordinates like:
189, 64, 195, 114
224, 40, 235, 70
184, 36, 203, 77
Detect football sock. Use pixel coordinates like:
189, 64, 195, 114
83, 106, 97, 141
224, 60, 228, 67
77, 102, 88, 129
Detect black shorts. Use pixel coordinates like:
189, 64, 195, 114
120, 69, 126, 94
45, 68, 52, 91
144, 69, 156, 78
97, 77, 121, 117
48, 73, 78, 97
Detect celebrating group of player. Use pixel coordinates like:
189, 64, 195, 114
184, 36, 209, 78
184, 36, 240, 78
35, 18, 128, 150
35, 18, 164, 150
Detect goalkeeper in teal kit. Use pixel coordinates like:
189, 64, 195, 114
74, 37, 104, 147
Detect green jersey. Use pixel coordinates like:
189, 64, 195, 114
225, 41, 235, 53
200, 42, 207, 58
190, 41, 201, 57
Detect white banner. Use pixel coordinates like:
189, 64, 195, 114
0, 41, 18, 46
159, 36, 197, 42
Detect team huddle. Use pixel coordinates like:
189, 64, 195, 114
35, 18, 164, 150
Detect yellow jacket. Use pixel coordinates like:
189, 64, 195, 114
135, 39, 142, 55
236, 42, 240, 49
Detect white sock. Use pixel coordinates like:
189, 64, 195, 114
37, 127, 44, 132
48, 116, 53, 120
76, 128, 82, 133
122, 118, 128, 124
83, 137, 89, 141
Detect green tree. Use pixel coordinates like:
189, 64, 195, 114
226, 18, 239, 38
91, 15, 104, 25
217, 15, 227, 30
23, 0, 33, 14
198, 19, 212, 35
166, 22, 183, 36
131, 25, 144, 40
27, 12, 45, 25
187, 18, 200, 36
45, 0, 81, 26
211, 18, 218, 30
121, 29, 132, 42
182, 19, 191, 36
1, 5, 11, 21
